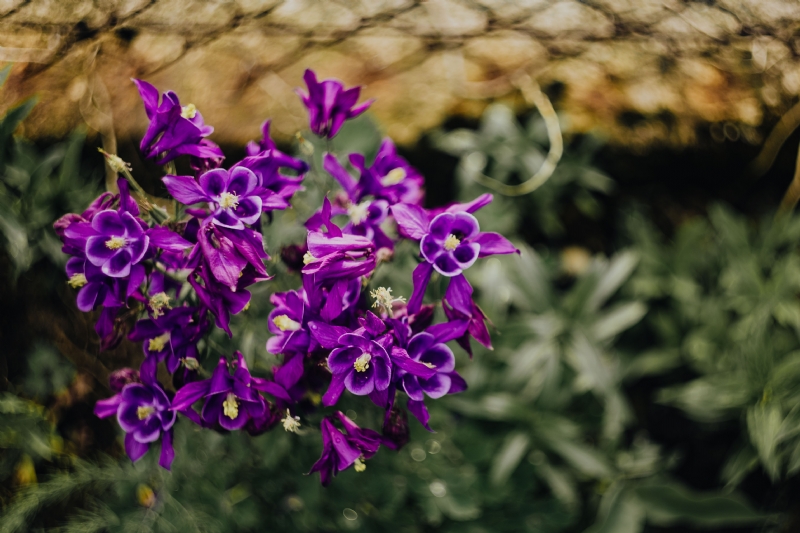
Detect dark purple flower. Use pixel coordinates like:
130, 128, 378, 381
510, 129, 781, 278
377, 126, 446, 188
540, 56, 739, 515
382, 404, 410, 450
108, 368, 141, 393
338, 139, 424, 205
94, 365, 176, 470
171, 352, 289, 431
391, 194, 518, 314
309, 411, 382, 486
190, 219, 270, 290
296, 69, 373, 139
232, 120, 309, 204
133, 79, 224, 167
163, 168, 266, 229
189, 261, 259, 337
399, 332, 467, 401
129, 306, 205, 376
81, 210, 149, 278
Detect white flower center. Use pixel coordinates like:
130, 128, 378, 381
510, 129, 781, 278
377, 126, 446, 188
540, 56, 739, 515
68, 273, 87, 288
443, 234, 460, 251
281, 409, 301, 433
381, 167, 406, 186
181, 103, 197, 119
148, 333, 171, 353
105, 236, 126, 250
137, 406, 155, 420
347, 201, 371, 225
273, 314, 301, 331
219, 192, 239, 209
223, 392, 239, 419
353, 353, 372, 373
149, 292, 171, 318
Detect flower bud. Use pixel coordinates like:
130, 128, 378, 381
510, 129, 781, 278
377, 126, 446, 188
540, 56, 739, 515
382, 405, 410, 450
281, 243, 308, 273
108, 368, 141, 393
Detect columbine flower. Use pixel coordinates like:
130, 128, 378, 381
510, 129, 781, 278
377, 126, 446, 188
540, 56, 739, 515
399, 332, 467, 401
191, 219, 270, 290
267, 290, 311, 356
171, 352, 290, 431
94, 366, 176, 470
83, 210, 150, 278
129, 306, 204, 375
163, 167, 264, 229
133, 79, 224, 167
296, 69, 373, 139
390, 194, 519, 314
348, 138, 424, 205
309, 411, 382, 486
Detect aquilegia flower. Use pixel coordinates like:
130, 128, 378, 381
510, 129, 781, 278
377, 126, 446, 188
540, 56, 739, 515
309, 411, 383, 486
134, 79, 224, 166
82, 210, 150, 278
94, 365, 176, 469
296, 69, 373, 139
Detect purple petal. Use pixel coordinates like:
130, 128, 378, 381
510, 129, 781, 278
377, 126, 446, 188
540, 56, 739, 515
429, 213, 454, 241
328, 347, 362, 374
420, 235, 442, 262
147, 227, 193, 252
128, 235, 150, 265
407, 399, 433, 432
448, 372, 468, 394
433, 254, 461, 277
446, 193, 493, 214
407, 262, 434, 315
372, 357, 391, 390
390, 204, 429, 240
227, 167, 259, 196
453, 242, 480, 269
233, 197, 262, 225
102, 250, 132, 278
390, 347, 437, 379
94, 395, 122, 419
171, 380, 210, 411
427, 320, 469, 344
85, 235, 116, 266
159, 429, 175, 470
324, 153, 358, 199
125, 433, 149, 462
345, 368, 374, 396
76, 282, 102, 312
92, 210, 125, 235
133, 415, 162, 443
407, 333, 436, 359
420, 344, 455, 373
473, 232, 519, 257
445, 274, 473, 316
420, 373, 451, 399
451, 212, 480, 239
199, 169, 228, 197
309, 322, 351, 349
163, 175, 209, 205
322, 372, 346, 407
402, 374, 424, 401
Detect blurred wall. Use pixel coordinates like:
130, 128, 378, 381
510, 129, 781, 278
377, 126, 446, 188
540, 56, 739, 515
1, 0, 800, 149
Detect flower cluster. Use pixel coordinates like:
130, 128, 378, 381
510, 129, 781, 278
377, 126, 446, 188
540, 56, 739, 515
58, 69, 517, 483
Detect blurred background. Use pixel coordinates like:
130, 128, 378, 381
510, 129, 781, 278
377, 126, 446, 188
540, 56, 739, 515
5, 0, 800, 531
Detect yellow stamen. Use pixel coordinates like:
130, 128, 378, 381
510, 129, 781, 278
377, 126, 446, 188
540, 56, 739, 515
354, 353, 371, 373
422, 362, 436, 369
353, 458, 366, 472
181, 103, 197, 119
347, 201, 371, 225
105, 236, 126, 250
443, 234, 460, 251
148, 333, 170, 353
219, 192, 239, 209
137, 406, 154, 420
382, 167, 406, 186
182, 358, 200, 370
281, 409, 301, 433
273, 314, 301, 331
303, 252, 316, 265
223, 392, 238, 419
370, 286, 406, 316
68, 273, 87, 288
149, 292, 171, 318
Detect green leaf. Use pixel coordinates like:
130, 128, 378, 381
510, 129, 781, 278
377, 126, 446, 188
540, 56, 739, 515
586, 251, 639, 312
591, 301, 647, 342
584, 484, 645, 533
634, 481, 764, 527
657, 376, 751, 422
747, 403, 783, 480
490, 432, 530, 486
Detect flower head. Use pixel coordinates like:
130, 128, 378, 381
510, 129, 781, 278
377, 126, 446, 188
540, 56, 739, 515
309, 411, 382, 486
84, 210, 150, 278
296, 69, 373, 139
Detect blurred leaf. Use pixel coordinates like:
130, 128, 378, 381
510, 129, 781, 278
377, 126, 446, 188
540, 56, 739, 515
747, 403, 783, 480
490, 432, 530, 486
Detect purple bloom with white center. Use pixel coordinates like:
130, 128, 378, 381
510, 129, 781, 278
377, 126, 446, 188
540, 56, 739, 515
129, 306, 204, 376
296, 69, 373, 139
163, 167, 264, 230
400, 332, 467, 401
82, 210, 149, 278
171, 352, 289, 431
188, 219, 270, 290
189, 261, 260, 337
391, 194, 519, 314
94, 365, 176, 470
309, 411, 382, 486
348, 139, 424, 205
133, 79, 224, 167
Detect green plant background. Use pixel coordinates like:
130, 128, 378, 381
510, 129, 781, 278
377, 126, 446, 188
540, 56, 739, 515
0, 64, 797, 532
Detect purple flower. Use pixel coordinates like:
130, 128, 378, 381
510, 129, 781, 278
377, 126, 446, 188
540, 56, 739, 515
133, 79, 224, 167
190, 219, 270, 290
310, 313, 437, 406
399, 332, 467, 401
391, 194, 519, 314
189, 261, 258, 337
309, 411, 382, 486
94, 365, 176, 470
163, 168, 265, 229
348, 139, 424, 205
129, 306, 204, 376
108, 368, 141, 392
171, 352, 289, 431
232, 120, 309, 204
296, 69, 373, 139
81, 210, 149, 278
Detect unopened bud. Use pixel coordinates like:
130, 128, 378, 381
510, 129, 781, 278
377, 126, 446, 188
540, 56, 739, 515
109, 368, 141, 393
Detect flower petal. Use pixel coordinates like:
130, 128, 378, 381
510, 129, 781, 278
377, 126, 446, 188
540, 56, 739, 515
199, 168, 228, 197
420, 373, 451, 399
86, 235, 117, 265
227, 167, 259, 196
163, 174, 209, 205
92, 210, 125, 235
102, 250, 132, 278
